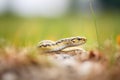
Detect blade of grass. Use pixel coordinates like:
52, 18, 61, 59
89, 0, 100, 48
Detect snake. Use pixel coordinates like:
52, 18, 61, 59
37, 36, 87, 53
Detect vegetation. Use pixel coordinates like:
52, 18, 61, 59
0, 12, 120, 47
0, 6, 120, 79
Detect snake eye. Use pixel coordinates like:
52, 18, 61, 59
77, 38, 81, 40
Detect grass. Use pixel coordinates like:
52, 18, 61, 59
0, 11, 120, 80
0, 11, 120, 48
89, 1, 100, 48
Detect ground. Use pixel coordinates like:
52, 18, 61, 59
0, 44, 120, 80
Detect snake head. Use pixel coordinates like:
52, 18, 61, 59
67, 36, 87, 46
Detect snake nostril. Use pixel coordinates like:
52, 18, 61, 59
82, 38, 86, 41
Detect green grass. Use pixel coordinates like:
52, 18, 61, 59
89, 1, 100, 48
0, 12, 120, 48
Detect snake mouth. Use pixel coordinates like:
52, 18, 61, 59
80, 37, 87, 42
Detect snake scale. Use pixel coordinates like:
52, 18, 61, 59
37, 36, 87, 53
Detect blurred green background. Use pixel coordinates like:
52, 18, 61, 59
0, 0, 120, 48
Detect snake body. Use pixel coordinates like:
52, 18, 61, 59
37, 36, 87, 53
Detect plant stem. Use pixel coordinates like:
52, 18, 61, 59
89, 0, 100, 48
